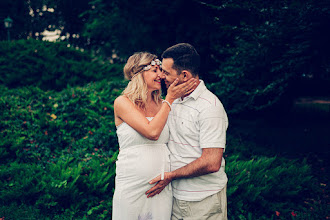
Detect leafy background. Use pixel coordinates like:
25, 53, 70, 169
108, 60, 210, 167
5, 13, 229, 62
0, 0, 329, 219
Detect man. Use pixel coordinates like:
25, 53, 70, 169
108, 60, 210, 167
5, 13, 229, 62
146, 43, 229, 220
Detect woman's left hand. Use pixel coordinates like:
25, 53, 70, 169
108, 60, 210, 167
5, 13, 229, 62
166, 78, 197, 103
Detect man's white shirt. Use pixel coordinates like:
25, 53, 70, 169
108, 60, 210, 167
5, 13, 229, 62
167, 80, 228, 201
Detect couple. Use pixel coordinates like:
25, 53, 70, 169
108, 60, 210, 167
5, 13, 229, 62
112, 43, 228, 220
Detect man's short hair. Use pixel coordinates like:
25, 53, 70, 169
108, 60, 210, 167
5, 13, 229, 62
161, 43, 200, 76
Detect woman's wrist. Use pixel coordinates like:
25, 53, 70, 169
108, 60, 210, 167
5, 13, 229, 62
162, 100, 172, 110
164, 95, 175, 104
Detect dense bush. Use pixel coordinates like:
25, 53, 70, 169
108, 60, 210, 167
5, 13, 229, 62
225, 137, 328, 219
0, 153, 118, 219
0, 39, 123, 90
0, 80, 126, 218
0, 79, 126, 164
0, 80, 326, 219
226, 155, 318, 219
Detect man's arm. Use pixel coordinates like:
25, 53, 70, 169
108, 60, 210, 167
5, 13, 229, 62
145, 147, 224, 198
146, 101, 228, 197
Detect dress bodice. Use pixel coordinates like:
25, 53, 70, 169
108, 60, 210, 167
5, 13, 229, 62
116, 117, 169, 150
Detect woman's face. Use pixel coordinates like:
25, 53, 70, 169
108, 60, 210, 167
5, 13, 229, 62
143, 65, 162, 92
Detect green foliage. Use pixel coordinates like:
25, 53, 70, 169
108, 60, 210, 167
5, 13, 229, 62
81, 0, 215, 58
0, 0, 30, 41
80, 0, 330, 113
226, 155, 317, 219
36, 157, 83, 210
0, 77, 325, 218
0, 79, 126, 218
0, 202, 76, 220
206, 0, 330, 113
0, 162, 44, 204
1, 131, 325, 219
0, 154, 116, 219
0, 39, 123, 90
3, 0, 329, 114
0, 79, 125, 164
1, 0, 91, 44
0, 77, 327, 219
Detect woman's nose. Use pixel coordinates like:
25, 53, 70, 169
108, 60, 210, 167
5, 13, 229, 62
158, 71, 165, 79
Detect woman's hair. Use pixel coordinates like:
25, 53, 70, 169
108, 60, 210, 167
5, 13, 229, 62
122, 52, 161, 109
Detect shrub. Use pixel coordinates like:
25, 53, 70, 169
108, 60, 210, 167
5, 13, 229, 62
1, 80, 125, 218
225, 149, 321, 219
0, 153, 117, 219
0, 39, 123, 90
0, 80, 125, 164
0, 79, 326, 219
0, 162, 45, 204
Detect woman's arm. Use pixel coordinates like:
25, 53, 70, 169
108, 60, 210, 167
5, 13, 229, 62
114, 78, 196, 140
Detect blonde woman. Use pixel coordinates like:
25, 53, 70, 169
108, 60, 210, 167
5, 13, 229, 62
112, 52, 196, 220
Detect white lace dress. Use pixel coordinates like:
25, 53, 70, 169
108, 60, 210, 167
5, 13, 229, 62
112, 117, 172, 220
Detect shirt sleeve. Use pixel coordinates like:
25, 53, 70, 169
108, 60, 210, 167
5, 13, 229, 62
199, 105, 228, 149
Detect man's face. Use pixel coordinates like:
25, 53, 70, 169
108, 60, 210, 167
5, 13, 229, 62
160, 58, 181, 88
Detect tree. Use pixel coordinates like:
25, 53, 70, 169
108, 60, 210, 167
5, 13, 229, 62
0, 39, 122, 90
0, 0, 30, 40
81, 0, 215, 60
2, 0, 329, 113
202, 0, 330, 113
0, 0, 90, 45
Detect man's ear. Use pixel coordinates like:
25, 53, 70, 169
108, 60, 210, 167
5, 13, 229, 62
181, 70, 192, 82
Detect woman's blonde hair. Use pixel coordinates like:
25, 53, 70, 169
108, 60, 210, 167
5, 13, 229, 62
122, 52, 162, 110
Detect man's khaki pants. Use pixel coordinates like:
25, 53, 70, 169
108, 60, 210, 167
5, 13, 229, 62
171, 186, 227, 220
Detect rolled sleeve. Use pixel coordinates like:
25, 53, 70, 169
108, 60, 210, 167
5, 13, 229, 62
199, 106, 228, 149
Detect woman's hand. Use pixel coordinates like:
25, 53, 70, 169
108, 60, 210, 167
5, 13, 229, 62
166, 78, 197, 103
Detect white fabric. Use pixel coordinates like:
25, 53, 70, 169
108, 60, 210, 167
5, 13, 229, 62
112, 117, 173, 220
167, 80, 229, 201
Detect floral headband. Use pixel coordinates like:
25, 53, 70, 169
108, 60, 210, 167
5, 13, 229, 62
143, 59, 162, 70
131, 59, 162, 80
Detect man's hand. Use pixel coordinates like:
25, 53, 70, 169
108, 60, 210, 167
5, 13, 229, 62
146, 172, 173, 198
146, 148, 224, 198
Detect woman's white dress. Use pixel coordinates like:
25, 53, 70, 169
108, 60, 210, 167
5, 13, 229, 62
112, 117, 172, 220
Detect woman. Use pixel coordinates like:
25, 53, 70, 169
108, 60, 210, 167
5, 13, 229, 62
112, 52, 196, 219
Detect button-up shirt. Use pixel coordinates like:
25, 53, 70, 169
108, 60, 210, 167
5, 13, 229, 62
167, 80, 228, 201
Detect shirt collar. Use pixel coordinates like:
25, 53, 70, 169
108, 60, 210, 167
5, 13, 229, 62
178, 80, 206, 103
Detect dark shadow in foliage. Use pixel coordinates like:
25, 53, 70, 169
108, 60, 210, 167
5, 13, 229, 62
0, 39, 123, 91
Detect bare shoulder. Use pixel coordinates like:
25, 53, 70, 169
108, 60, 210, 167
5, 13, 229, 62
114, 95, 128, 104
114, 95, 131, 108
114, 95, 137, 115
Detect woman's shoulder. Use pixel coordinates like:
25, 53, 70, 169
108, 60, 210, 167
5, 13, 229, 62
115, 95, 127, 102
115, 95, 130, 105
114, 95, 135, 110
